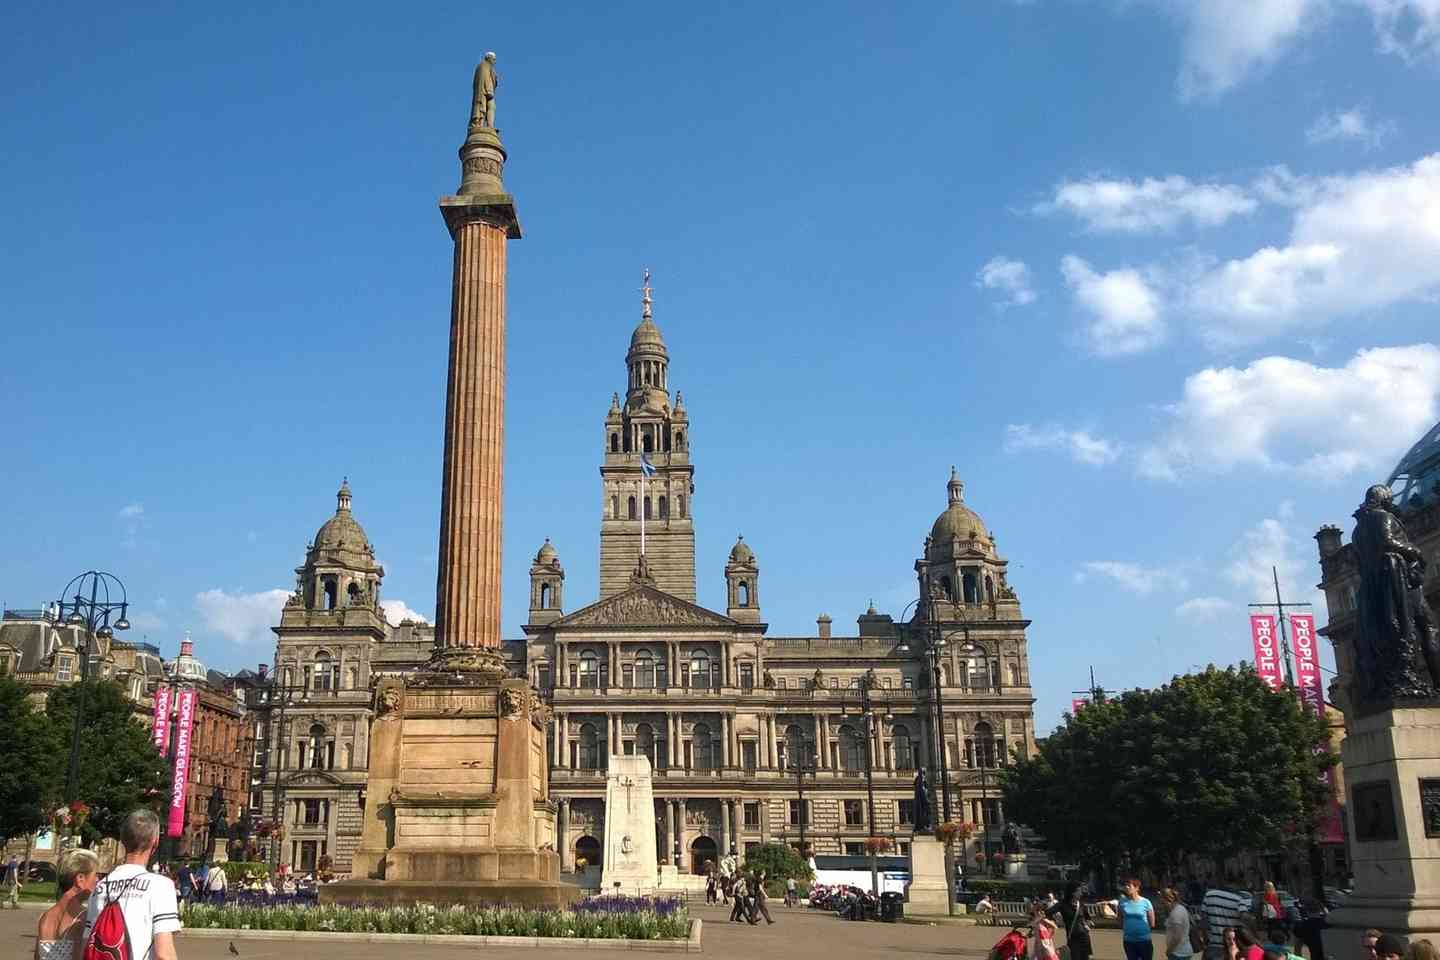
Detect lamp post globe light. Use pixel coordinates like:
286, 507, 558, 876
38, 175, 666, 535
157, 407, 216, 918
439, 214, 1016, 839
53, 572, 131, 826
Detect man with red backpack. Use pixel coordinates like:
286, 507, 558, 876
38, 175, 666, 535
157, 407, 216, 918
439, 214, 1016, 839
83, 809, 181, 960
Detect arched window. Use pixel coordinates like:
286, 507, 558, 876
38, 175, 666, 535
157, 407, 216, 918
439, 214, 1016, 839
611, 495, 619, 519
643, 432, 654, 453
690, 652, 710, 690
968, 656, 990, 690
659, 496, 668, 519
623, 430, 632, 453
346, 582, 360, 605
323, 580, 337, 611
675, 430, 684, 449
940, 575, 953, 599
342, 742, 353, 769
283, 666, 294, 689
578, 723, 600, 770
892, 724, 914, 771
784, 724, 810, 770
627, 497, 637, 520
971, 721, 997, 768
738, 581, 750, 607
838, 725, 864, 774
610, 433, 619, 453
986, 575, 995, 604
635, 650, 655, 689
692, 722, 715, 771
677, 495, 685, 518
578, 652, 598, 690
314, 652, 333, 691
644, 498, 653, 520
309, 723, 327, 770
635, 722, 656, 767
346, 667, 358, 690
540, 583, 552, 609
963, 571, 980, 604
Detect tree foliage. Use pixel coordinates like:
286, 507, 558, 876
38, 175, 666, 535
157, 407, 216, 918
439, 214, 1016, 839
46, 679, 171, 843
742, 842, 813, 882
0, 676, 64, 843
999, 665, 1335, 877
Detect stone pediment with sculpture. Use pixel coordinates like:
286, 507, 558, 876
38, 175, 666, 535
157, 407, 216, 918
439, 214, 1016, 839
555, 585, 736, 629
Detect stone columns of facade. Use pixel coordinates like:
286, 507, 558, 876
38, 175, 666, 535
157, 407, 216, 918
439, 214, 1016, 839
759, 798, 770, 842
676, 799, 688, 871
731, 798, 742, 854
720, 800, 731, 858
819, 714, 832, 769
559, 799, 571, 871
665, 800, 677, 865
720, 714, 731, 768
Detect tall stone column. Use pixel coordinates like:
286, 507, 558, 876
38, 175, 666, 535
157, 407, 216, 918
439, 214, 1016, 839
434, 110, 521, 657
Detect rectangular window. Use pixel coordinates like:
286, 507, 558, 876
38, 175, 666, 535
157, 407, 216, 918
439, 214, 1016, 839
537, 665, 551, 690
741, 741, 757, 772
830, 677, 840, 689
622, 664, 634, 689
897, 800, 915, 826
303, 799, 321, 825
657, 662, 668, 689
843, 842, 865, 856
680, 665, 690, 689
979, 798, 1001, 826
739, 663, 754, 691
0, 655, 10, 675
844, 799, 865, 826
788, 799, 807, 826
568, 664, 578, 688
56, 656, 73, 682
902, 677, 914, 690
743, 802, 760, 829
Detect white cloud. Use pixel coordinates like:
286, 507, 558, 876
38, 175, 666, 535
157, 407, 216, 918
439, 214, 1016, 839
1139, 344, 1440, 481
194, 588, 289, 646
1176, 596, 1238, 620
976, 256, 1038, 306
1060, 255, 1165, 355
1172, 0, 1327, 100
117, 503, 144, 520
1039, 176, 1256, 233
1003, 423, 1122, 465
1362, 0, 1440, 58
1306, 107, 1394, 147
1075, 561, 1189, 595
380, 599, 431, 625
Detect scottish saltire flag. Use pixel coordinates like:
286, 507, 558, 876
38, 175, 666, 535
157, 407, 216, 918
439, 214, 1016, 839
640, 453, 656, 477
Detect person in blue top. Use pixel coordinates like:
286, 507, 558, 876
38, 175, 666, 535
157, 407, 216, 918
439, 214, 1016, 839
1111, 878, 1158, 960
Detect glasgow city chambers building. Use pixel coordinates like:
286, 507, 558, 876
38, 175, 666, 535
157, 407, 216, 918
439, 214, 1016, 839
253, 286, 1040, 878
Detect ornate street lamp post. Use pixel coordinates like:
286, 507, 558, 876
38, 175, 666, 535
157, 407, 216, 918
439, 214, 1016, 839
54, 572, 131, 804
848, 671, 891, 899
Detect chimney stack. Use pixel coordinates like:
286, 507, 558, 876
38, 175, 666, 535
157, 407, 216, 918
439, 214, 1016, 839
817, 614, 832, 639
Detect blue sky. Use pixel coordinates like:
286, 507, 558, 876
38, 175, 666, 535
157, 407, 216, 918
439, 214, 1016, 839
4, 0, 1439, 732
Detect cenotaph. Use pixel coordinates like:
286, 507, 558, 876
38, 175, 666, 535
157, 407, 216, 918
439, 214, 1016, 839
324, 54, 569, 908
600, 755, 658, 894
1323, 484, 1440, 950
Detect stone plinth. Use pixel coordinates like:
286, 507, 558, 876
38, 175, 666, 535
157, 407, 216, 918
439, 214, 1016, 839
906, 838, 950, 915
600, 755, 658, 894
1323, 708, 1440, 953
1004, 853, 1027, 878
328, 674, 572, 908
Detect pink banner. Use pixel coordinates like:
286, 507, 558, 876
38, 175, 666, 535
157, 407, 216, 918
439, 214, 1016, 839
167, 688, 196, 838
1291, 614, 1324, 716
1250, 615, 1283, 690
151, 685, 172, 754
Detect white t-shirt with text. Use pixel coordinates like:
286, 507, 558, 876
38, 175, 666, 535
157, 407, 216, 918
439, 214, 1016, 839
85, 864, 182, 960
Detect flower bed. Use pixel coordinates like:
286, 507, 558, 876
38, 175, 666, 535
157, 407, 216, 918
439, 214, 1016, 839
181, 896, 688, 940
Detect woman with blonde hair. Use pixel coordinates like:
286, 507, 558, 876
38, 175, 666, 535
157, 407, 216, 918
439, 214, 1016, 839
34, 848, 100, 960
1406, 940, 1440, 960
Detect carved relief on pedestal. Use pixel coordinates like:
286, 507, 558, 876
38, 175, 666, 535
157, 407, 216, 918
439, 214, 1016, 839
376, 681, 404, 721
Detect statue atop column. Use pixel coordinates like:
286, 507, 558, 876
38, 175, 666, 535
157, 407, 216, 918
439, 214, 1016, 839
1351, 483, 1440, 704
470, 52, 499, 129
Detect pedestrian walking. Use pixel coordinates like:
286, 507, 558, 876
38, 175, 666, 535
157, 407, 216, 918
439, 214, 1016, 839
1031, 902, 1060, 960
751, 871, 775, 925
1111, 877, 1157, 960
1046, 881, 1093, 960
174, 864, 193, 906
729, 874, 749, 923
205, 862, 228, 906
83, 808, 182, 960
1162, 888, 1197, 960
34, 848, 100, 960
785, 876, 798, 907
1203, 875, 1255, 960
705, 873, 717, 905
4, 855, 22, 909
1261, 882, 1288, 946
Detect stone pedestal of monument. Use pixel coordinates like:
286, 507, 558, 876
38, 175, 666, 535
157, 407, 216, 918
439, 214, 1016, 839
600, 755, 658, 895
324, 671, 571, 908
1323, 708, 1440, 953
1004, 853, 1027, 878
906, 838, 951, 915
208, 836, 229, 864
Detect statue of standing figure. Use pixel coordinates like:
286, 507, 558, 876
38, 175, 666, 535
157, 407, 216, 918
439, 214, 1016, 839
1351, 483, 1440, 703
471, 52, 499, 129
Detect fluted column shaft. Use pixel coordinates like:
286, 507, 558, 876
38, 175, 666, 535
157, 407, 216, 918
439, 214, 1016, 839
435, 215, 509, 649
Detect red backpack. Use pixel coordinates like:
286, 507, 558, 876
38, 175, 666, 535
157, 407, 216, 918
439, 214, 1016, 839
84, 878, 138, 960
990, 928, 1029, 960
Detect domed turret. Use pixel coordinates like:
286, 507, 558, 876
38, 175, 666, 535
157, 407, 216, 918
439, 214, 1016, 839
729, 535, 755, 564
529, 538, 564, 623
313, 479, 376, 558
535, 538, 559, 564
295, 480, 384, 615
928, 467, 990, 555
725, 535, 760, 623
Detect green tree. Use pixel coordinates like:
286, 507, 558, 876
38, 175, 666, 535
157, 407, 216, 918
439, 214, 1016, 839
0, 676, 64, 843
742, 842, 813, 883
1000, 666, 1335, 879
46, 679, 171, 843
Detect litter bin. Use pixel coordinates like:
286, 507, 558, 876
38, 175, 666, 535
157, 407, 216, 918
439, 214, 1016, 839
880, 891, 905, 922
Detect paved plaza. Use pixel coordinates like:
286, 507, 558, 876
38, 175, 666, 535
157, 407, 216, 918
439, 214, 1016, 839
1, 902, 1164, 960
